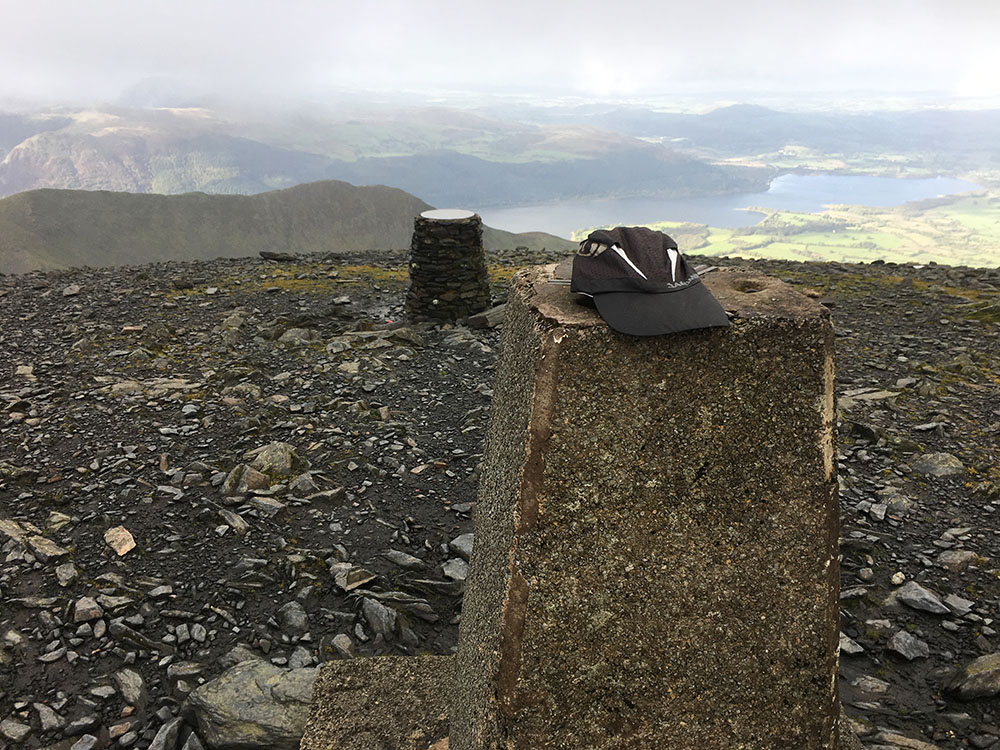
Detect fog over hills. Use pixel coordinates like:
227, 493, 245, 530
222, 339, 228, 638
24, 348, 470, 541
1, 97, 997, 273
0, 104, 773, 206
0, 1, 996, 272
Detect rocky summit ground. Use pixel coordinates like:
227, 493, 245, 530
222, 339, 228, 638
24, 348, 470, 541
0, 247, 998, 750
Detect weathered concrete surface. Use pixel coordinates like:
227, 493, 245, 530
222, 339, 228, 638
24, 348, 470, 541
452, 266, 843, 749
297, 653, 861, 749
299, 656, 452, 750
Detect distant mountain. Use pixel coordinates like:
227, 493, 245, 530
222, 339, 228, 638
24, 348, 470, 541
0, 126, 334, 197
0, 113, 73, 158
522, 103, 1000, 170
116, 77, 210, 109
324, 148, 763, 207
0, 180, 575, 275
0, 105, 772, 206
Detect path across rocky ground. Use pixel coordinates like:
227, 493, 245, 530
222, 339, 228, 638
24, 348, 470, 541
1, 250, 998, 750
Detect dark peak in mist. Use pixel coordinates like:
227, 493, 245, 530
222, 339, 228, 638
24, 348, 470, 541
116, 77, 211, 110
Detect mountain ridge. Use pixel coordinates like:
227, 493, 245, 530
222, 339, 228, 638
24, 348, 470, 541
0, 180, 575, 275
0, 103, 773, 205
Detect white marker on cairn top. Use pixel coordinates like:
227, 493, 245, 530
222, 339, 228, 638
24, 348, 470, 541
420, 208, 476, 220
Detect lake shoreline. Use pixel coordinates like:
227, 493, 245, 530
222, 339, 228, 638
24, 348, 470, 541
475, 173, 981, 239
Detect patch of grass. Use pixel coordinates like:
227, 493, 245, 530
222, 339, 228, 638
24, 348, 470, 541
488, 265, 520, 284
603, 191, 1000, 268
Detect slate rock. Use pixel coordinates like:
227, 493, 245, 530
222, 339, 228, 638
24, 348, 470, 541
247, 442, 309, 476
938, 549, 978, 572
442, 558, 469, 582
288, 646, 315, 669
182, 660, 316, 750
840, 632, 865, 655
969, 734, 999, 749
248, 496, 286, 515
945, 593, 975, 616
384, 549, 426, 570
0, 717, 32, 743
64, 713, 101, 736
0, 518, 30, 543
852, 675, 891, 693
219, 509, 250, 536
104, 525, 136, 556
361, 597, 397, 638
167, 662, 206, 682
114, 667, 148, 708
278, 600, 309, 636
27, 534, 70, 563
289, 472, 319, 494
330, 563, 376, 592
892, 581, 950, 614
331, 634, 353, 658
218, 643, 263, 670
948, 653, 1000, 699
74, 596, 104, 623
33, 701, 66, 732
147, 716, 184, 750
868, 730, 940, 749
888, 630, 931, 660
56, 562, 80, 587
448, 533, 474, 562
278, 328, 322, 346
223, 464, 270, 496
912, 452, 965, 477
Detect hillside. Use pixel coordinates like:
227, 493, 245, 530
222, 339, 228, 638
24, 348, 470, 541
0, 104, 772, 206
606, 191, 1000, 268
0, 180, 575, 274
0, 251, 998, 750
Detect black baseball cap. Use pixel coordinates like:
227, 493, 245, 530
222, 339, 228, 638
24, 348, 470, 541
570, 226, 730, 336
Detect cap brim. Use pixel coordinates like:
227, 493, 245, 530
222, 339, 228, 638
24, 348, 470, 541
592, 284, 730, 336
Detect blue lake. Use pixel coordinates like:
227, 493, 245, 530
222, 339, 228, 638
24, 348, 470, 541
475, 174, 980, 239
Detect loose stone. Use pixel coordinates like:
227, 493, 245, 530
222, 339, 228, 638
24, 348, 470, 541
912, 452, 965, 477
892, 581, 950, 614
104, 525, 136, 556
74, 596, 104, 623
948, 653, 1000, 699
888, 630, 931, 660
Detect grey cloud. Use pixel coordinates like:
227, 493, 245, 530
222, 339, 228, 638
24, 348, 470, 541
1, 0, 998, 103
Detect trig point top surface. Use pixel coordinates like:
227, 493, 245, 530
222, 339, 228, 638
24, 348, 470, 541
532, 263, 829, 327
419, 208, 477, 220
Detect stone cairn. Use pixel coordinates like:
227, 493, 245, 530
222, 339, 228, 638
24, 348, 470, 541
405, 209, 491, 322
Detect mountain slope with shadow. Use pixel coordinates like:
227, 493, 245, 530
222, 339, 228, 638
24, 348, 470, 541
0, 180, 575, 274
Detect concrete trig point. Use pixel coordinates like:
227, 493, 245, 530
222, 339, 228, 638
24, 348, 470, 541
452, 264, 843, 749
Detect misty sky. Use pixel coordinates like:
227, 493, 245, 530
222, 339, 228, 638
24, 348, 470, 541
3, 0, 999, 104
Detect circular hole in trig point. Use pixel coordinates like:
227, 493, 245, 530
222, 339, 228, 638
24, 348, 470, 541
733, 279, 763, 293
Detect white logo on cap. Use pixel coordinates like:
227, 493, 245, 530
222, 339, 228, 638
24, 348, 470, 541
577, 241, 609, 257
611, 244, 648, 279
666, 247, 679, 281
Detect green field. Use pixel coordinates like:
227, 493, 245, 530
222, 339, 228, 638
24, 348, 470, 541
580, 192, 1000, 268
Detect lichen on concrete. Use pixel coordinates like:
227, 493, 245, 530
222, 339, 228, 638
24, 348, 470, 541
300, 655, 452, 750
452, 266, 843, 749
